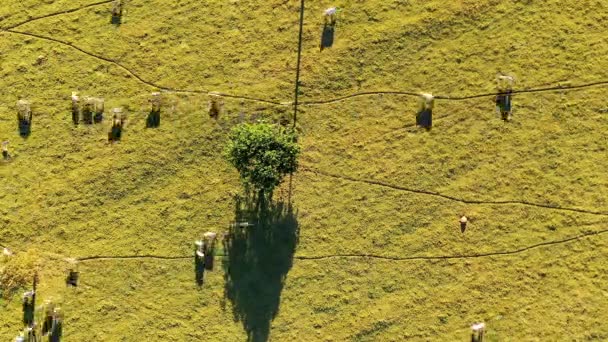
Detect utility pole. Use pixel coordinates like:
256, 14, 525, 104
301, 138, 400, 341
292, 0, 305, 128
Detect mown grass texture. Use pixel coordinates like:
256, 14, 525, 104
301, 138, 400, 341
1, 0, 608, 340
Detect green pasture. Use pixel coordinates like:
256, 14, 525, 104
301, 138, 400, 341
1, 0, 607, 340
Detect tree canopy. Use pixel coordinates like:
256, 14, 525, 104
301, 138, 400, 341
225, 123, 300, 197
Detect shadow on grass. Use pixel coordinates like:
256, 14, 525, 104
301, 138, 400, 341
22, 300, 34, 325
320, 23, 335, 51
111, 15, 122, 25
49, 322, 62, 342
146, 110, 161, 128
195, 253, 205, 286
94, 112, 104, 124
223, 194, 299, 342
18, 119, 31, 138
416, 109, 432, 130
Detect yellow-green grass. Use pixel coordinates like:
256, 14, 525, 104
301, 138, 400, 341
299, 0, 608, 99
2, 238, 607, 340
2, 0, 608, 340
4, 0, 301, 101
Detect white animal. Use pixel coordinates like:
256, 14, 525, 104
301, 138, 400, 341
204, 232, 217, 240
324, 7, 337, 16
471, 322, 485, 332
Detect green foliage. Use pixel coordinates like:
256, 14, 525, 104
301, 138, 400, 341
225, 123, 300, 196
0, 251, 40, 299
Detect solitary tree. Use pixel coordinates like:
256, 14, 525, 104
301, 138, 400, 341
225, 123, 299, 198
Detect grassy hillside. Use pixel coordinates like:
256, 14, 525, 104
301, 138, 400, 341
1, 0, 608, 341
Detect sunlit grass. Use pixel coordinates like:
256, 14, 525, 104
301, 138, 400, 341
1, 0, 608, 340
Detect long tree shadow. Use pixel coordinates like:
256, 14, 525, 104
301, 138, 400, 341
223, 194, 299, 342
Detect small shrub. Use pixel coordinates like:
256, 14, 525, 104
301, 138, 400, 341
0, 251, 41, 299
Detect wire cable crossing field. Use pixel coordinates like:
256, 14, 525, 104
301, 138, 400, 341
3, 0, 115, 31
26, 225, 607, 264
303, 167, 608, 217
3, 28, 608, 109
